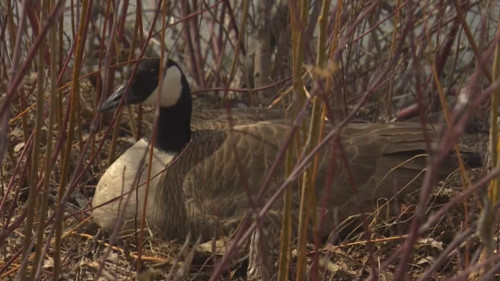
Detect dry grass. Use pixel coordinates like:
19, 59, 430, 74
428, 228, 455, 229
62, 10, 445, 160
1, 0, 499, 280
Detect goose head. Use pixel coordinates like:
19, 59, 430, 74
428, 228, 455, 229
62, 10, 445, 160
101, 58, 193, 152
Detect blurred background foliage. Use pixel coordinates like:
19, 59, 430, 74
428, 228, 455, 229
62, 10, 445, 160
1, 0, 499, 280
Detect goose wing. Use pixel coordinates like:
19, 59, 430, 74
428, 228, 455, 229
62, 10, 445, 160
187, 121, 287, 216
328, 123, 436, 207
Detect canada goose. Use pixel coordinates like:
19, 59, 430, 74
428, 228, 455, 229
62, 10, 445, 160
93, 59, 286, 237
93, 58, 479, 279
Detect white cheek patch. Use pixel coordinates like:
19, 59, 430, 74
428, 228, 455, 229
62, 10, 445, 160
144, 66, 183, 107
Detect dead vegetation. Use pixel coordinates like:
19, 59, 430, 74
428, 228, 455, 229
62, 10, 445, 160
1, 0, 500, 280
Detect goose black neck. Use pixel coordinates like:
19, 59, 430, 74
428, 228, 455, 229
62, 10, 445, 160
154, 89, 192, 152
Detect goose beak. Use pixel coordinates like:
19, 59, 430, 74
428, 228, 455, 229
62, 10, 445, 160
100, 84, 127, 112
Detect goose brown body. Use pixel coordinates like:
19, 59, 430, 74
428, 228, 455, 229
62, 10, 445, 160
158, 120, 440, 240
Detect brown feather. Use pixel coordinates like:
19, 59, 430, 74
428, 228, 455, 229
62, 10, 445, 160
146, 120, 471, 240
